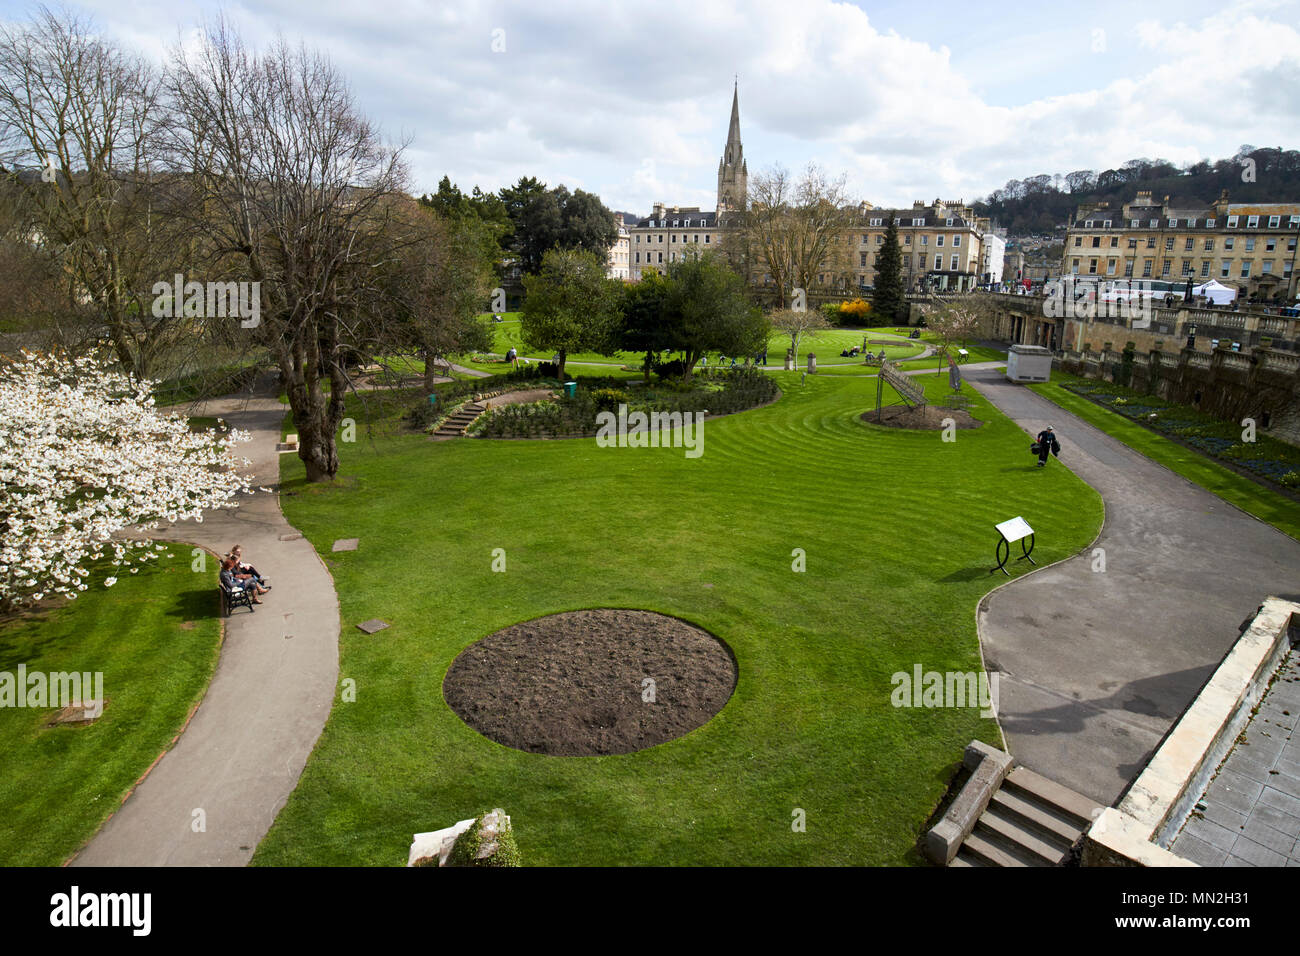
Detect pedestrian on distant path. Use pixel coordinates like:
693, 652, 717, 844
1034, 426, 1061, 468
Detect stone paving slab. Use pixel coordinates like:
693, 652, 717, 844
1171, 649, 1300, 867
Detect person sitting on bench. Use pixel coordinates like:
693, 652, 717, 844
230, 545, 270, 589
220, 556, 266, 604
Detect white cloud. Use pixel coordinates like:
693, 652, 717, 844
35, 0, 1300, 213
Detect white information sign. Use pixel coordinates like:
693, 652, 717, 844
995, 516, 1034, 544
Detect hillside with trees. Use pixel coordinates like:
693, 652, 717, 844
973, 146, 1300, 236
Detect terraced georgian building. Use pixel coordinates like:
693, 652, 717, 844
1064, 190, 1300, 303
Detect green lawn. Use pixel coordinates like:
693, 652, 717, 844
0, 548, 223, 865
255, 367, 1103, 866
1030, 373, 1300, 541
457, 316, 925, 376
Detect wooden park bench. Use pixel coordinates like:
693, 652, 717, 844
220, 579, 255, 616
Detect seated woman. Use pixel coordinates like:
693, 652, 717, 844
221, 556, 267, 604
229, 545, 270, 590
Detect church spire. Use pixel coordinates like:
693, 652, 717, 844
717, 79, 747, 217
726, 79, 741, 156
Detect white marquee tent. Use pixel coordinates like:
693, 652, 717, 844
1192, 279, 1237, 306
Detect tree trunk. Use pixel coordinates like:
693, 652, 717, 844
555, 348, 567, 381
422, 349, 440, 391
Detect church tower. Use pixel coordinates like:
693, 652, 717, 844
716, 81, 747, 219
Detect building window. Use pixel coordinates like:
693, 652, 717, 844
913, 218, 924, 226
1241, 261, 1251, 277
951, 254, 959, 270
1168, 219, 1178, 228
635, 252, 640, 263
1224, 237, 1234, 250
1245, 237, 1255, 251
1092, 236, 1101, 247
1204, 238, 1214, 251
936, 235, 944, 247
1220, 260, 1230, 277
1146, 237, 1156, 248
1130, 219, 1140, 228
1107, 259, 1117, 275
1201, 260, 1210, 277
860, 252, 867, 267
1184, 237, 1194, 251
1206, 218, 1215, 227
1142, 259, 1153, 277
1103, 220, 1112, 228
1124, 260, 1134, 277
1262, 260, 1273, 274
704, 235, 710, 243
1084, 220, 1094, 228
870, 218, 882, 226
1165, 237, 1174, 251
1268, 215, 1280, 228
935, 254, 943, 270
1227, 215, 1238, 228
1128, 238, 1138, 248
1266, 238, 1276, 251
1247, 215, 1259, 228
876, 235, 883, 245
920, 235, 928, 245
1149, 219, 1158, 228
1089, 258, 1098, 274
904, 235, 911, 245
953, 235, 961, 247
1162, 260, 1171, 276
657, 252, 663, 263
1181, 261, 1192, 275
1074, 236, 1082, 247
1110, 236, 1119, 247
946, 217, 954, 226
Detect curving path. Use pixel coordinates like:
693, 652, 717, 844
70, 378, 340, 866
966, 366, 1300, 806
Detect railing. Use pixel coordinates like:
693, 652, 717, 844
1185, 352, 1211, 369
1259, 350, 1300, 374
1217, 352, 1252, 371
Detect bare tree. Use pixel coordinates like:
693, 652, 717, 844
725, 163, 856, 308
166, 21, 411, 481
922, 303, 981, 375
769, 307, 830, 367
0, 5, 183, 378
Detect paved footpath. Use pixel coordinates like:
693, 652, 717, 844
71, 383, 340, 866
965, 366, 1300, 806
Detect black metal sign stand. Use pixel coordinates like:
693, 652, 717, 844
990, 516, 1036, 576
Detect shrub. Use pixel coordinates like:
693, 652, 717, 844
588, 388, 630, 413
654, 359, 687, 380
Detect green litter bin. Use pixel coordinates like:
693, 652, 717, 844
564, 381, 577, 397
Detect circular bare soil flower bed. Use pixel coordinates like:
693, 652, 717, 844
443, 608, 737, 756
860, 404, 982, 430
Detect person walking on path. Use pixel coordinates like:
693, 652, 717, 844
1035, 425, 1061, 467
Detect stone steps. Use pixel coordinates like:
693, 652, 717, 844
432, 402, 486, 439
950, 764, 1102, 868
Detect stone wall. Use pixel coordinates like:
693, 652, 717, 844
1057, 346, 1300, 447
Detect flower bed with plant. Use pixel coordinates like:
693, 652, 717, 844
1062, 380, 1300, 490
472, 367, 780, 439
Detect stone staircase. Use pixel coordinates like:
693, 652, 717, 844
950, 766, 1101, 867
432, 401, 486, 439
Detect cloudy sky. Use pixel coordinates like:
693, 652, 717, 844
7, 0, 1299, 213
